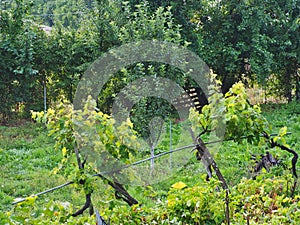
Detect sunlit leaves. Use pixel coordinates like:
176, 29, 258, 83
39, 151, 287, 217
4, 199, 95, 224
32, 95, 139, 175
273, 126, 289, 146
189, 81, 269, 143
171, 181, 187, 190
117, 2, 182, 44
223, 82, 268, 143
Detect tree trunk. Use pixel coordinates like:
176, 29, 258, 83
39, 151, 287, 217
221, 75, 237, 95
295, 69, 300, 101
284, 68, 293, 102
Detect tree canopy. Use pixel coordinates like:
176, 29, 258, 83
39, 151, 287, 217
0, 0, 299, 123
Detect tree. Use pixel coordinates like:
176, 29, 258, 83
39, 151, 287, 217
263, 0, 300, 101
44, 0, 122, 103
0, 0, 43, 121
188, 0, 298, 102
126, 0, 202, 52
191, 0, 275, 93
96, 1, 188, 140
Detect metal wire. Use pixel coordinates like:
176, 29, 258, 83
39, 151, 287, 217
12, 181, 74, 205
12, 132, 291, 205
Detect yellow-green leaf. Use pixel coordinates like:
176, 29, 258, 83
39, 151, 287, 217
171, 181, 187, 190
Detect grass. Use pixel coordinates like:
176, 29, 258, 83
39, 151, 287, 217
1, 101, 300, 220
0, 123, 88, 213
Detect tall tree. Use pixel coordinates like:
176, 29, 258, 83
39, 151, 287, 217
0, 0, 41, 121
96, 1, 187, 139
192, 0, 271, 93
263, 0, 300, 101
191, 0, 299, 99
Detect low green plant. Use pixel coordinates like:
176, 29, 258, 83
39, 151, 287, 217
2, 198, 95, 224
95, 175, 300, 224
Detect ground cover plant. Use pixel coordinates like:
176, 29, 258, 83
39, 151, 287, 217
1, 82, 300, 224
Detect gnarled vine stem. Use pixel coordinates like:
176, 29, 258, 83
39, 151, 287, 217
263, 132, 298, 197
72, 148, 139, 217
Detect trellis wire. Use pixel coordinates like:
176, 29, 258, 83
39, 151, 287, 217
12, 181, 74, 205
12, 132, 291, 205
12, 143, 195, 205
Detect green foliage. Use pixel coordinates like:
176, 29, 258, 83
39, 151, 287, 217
1, 0, 300, 223
262, 0, 299, 101
192, 0, 299, 99
188, 80, 297, 188
1, 0, 298, 123
97, 1, 188, 140
166, 179, 225, 224
2, 199, 95, 224
1, 99, 300, 224
0, 0, 119, 122
0, 0, 39, 121
230, 174, 300, 224
117, 1, 183, 44
73, 96, 139, 165
189, 82, 269, 143
32, 96, 139, 195
2, 175, 299, 224
97, 175, 300, 224
98, 176, 226, 224
223, 82, 268, 143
